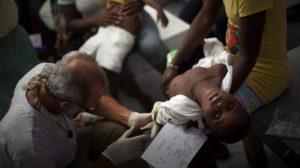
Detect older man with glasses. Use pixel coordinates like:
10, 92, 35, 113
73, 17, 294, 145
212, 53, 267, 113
0, 51, 152, 168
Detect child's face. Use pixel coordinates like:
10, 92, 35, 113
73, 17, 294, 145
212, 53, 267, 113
201, 88, 245, 130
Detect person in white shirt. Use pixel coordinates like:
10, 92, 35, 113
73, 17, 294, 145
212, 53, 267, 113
0, 51, 152, 168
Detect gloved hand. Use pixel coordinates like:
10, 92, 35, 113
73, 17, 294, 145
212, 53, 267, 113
128, 112, 152, 129
102, 127, 150, 164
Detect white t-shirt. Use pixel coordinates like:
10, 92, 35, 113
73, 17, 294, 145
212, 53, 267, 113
0, 63, 77, 168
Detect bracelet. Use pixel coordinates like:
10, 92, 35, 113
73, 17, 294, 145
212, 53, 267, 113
168, 63, 179, 70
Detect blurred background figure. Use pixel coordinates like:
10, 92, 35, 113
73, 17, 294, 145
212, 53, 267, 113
0, 0, 39, 119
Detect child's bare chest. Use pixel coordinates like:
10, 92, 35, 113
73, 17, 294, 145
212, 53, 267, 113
168, 74, 195, 99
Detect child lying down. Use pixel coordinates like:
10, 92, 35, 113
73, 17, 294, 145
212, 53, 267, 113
143, 38, 250, 144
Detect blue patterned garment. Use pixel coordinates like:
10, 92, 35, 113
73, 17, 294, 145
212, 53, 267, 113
234, 83, 264, 114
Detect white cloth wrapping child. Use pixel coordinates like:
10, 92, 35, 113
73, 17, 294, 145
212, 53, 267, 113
156, 38, 233, 125
79, 25, 135, 73
156, 95, 202, 125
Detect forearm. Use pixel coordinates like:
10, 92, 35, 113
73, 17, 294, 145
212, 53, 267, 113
230, 54, 256, 94
93, 154, 114, 168
171, 0, 222, 66
143, 0, 162, 11
230, 11, 266, 94
96, 95, 133, 126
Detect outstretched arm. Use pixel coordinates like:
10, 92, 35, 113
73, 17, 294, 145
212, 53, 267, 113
161, 0, 222, 92
230, 11, 266, 94
96, 95, 152, 128
96, 95, 132, 126
170, 0, 222, 67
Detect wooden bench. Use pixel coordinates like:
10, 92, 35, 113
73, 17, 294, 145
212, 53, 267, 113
243, 46, 300, 168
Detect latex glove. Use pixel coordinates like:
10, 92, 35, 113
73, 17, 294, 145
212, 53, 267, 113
128, 112, 152, 129
102, 127, 150, 164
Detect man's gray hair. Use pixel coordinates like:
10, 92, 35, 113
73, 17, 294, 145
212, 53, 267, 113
23, 73, 49, 96
45, 51, 107, 104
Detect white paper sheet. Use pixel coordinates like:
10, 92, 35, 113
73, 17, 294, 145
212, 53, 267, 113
141, 123, 207, 168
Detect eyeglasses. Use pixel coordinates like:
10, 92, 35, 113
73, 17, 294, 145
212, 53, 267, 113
76, 103, 98, 114
60, 99, 98, 114
45, 84, 99, 114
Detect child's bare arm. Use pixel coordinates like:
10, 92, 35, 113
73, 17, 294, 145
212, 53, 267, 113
121, 0, 144, 15
143, 0, 168, 27
142, 0, 160, 10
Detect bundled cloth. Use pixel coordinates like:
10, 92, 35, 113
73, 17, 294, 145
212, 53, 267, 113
79, 26, 135, 73
193, 38, 233, 92
156, 95, 202, 125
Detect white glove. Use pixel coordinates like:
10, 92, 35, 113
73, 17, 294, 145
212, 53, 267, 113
102, 127, 150, 164
128, 112, 152, 128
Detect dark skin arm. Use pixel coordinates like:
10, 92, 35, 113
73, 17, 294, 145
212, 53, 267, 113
160, 0, 222, 93
229, 11, 266, 94
143, 0, 168, 27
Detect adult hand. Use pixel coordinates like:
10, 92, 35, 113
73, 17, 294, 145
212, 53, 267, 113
120, 0, 144, 15
102, 127, 150, 164
160, 67, 179, 94
128, 112, 152, 129
157, 9, 168, 27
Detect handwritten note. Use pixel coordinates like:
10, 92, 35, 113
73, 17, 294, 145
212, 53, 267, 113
141, 123, 207, 168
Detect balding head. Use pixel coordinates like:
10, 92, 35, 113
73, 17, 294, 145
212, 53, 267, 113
45, 51, 107, 105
